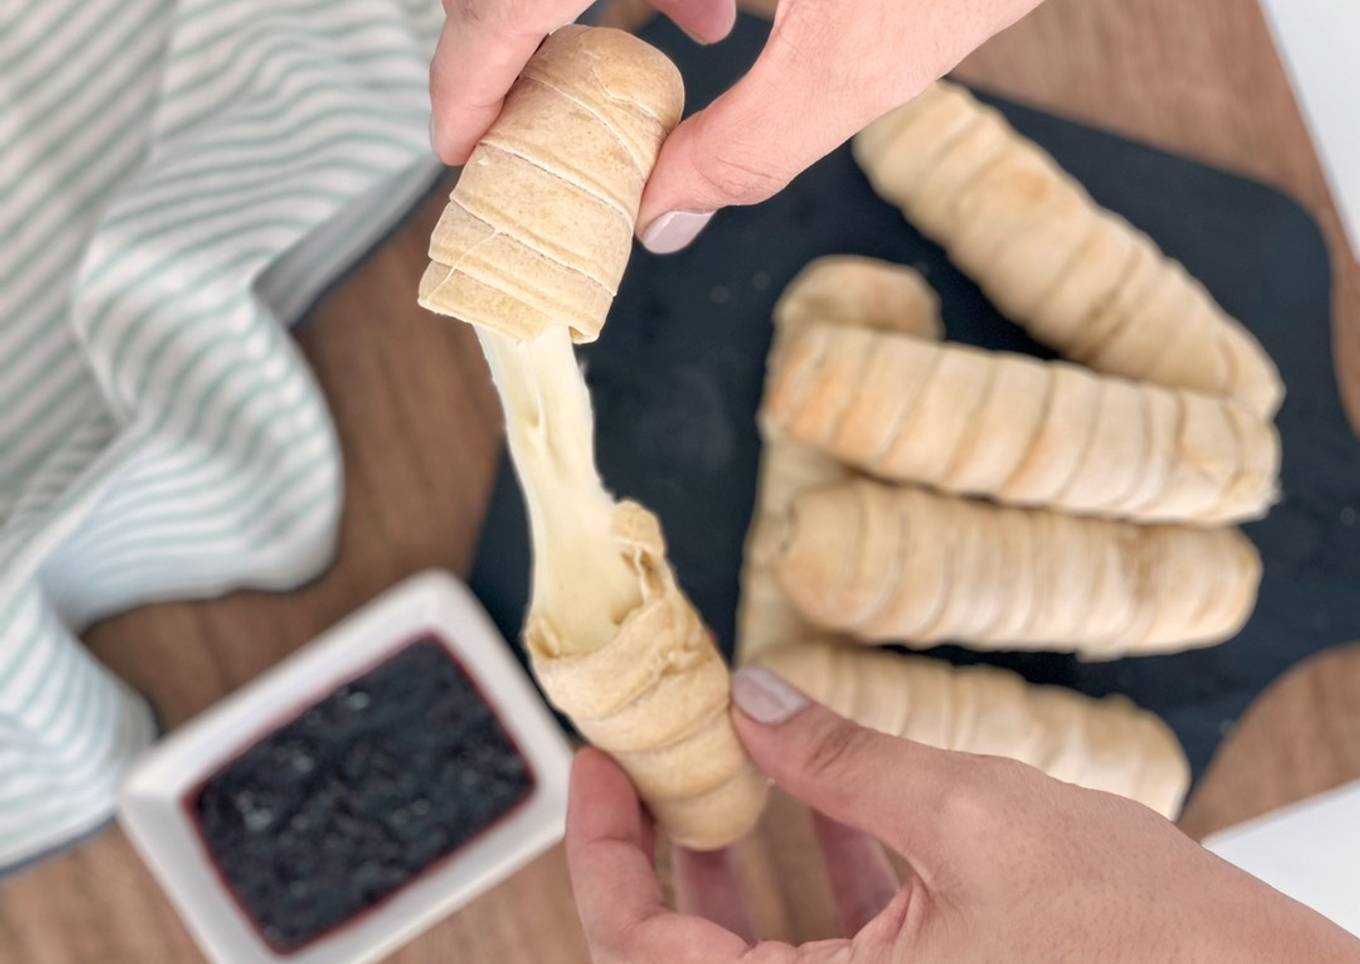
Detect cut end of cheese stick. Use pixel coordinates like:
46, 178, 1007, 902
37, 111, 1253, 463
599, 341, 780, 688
759, 640, 1190, 818
738, 256, 942, 665
524, 493, 770, 850
478, 319, 767, 851
771, 255, 943, 339
441, 344, 781, 846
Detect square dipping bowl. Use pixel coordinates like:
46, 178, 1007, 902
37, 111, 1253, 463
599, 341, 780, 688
119, 570, 572, 964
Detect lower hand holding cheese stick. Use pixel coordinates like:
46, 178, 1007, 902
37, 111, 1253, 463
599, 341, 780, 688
566, 665, 1358, 963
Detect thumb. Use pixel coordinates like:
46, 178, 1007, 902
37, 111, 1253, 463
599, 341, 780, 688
730, 665, 965, 866
637, 2, 917, 253
637, 0, 1045, 252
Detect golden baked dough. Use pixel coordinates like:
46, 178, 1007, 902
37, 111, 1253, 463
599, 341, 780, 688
760, 640, 1190, 818
854, 80, 1283, 418
420, 27, 766, 849
766, 324, 1280, 525
419, 26, 682, 343
772, 479, 1261, 658
770, 255, 943, 337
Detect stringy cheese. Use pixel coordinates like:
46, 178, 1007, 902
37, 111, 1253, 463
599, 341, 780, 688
477, 326, 640, 655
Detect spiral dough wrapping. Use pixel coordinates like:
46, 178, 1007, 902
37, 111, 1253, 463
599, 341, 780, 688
854, 80, 1283, 418
773, 478, 1261, 658
766, 323, 1280, 525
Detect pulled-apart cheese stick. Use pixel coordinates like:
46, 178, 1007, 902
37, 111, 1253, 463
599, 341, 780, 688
419, 26, 766, 848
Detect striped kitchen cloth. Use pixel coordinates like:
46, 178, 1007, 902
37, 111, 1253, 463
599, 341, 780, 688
1, 0, 444, 871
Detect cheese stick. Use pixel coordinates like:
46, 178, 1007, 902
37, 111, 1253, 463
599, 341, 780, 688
854, 80, 1282, 418
766, 324, 1280, 525
772, 479, 1261, 658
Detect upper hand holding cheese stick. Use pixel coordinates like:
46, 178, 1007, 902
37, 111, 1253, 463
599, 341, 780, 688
430, 0, 1044, 253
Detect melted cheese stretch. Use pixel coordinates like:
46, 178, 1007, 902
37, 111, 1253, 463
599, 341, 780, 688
477, 326, 641, 656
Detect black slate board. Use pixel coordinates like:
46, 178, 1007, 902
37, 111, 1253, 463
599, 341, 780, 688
471, 14, 1360, 781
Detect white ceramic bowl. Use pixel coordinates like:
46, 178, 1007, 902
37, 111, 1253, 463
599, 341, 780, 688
119, 570, 572, 964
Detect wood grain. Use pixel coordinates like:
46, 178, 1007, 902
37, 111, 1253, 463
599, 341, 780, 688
3, 1, 1357, 961
1179, 642, 1360, 840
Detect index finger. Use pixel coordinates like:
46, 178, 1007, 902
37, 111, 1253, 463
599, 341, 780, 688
428, 0, 583, 164
565, 749, 667, 940
565, 749, 750, 962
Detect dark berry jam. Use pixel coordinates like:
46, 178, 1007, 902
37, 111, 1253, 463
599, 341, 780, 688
189, 637, 534, 954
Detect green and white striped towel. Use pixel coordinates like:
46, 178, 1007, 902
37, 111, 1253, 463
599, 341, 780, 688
1, 0, 444, 871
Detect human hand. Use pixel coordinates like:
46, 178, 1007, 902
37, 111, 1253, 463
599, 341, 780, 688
565, 666, 1360, 962
428, 0, 735, 165
429, 0, 1044, 254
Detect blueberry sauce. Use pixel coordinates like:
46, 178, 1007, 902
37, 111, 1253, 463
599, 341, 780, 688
189, 637, 534, 953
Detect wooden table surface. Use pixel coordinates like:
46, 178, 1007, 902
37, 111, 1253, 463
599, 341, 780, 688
4, 0, 1359, 960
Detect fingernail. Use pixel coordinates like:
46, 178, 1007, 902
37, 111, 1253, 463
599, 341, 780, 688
640, 210, 713, 254
674, 23, 712, 45
732, 667, 809, 725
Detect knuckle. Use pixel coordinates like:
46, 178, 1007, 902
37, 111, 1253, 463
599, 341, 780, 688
799, 720, 871, 783
976, 754, 1036, 786
450, 0, 491, 25
768, 0, 838, 63
452, 0, 560, 35
689, 142, 787, 206
740, 943, 803, 964
933, 753, 1052, 837
596, 918, 648, 964
450, 0, 503, 30
770, 0, 908, 119
935, 769, 1003, 837
427, 56, 451, 101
